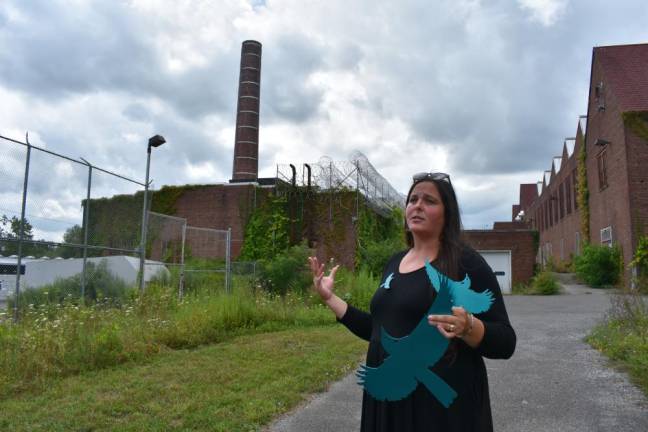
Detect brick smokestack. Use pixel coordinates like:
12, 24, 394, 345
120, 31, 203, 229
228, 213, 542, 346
231, 40, 262, 181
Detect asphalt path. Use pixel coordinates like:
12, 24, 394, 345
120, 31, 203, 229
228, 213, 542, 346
267, 283, 648, 431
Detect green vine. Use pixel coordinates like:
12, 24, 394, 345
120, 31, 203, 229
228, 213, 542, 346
576, 138, 590, 245
355, 202, 404, 275
629, 236, 648, 270
150, 184, 212, 215
622, 111, 648, 142
239, 195, 291, 261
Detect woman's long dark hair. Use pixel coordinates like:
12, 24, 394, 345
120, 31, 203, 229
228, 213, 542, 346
404, 177, 465, 279
404, 176, 466, 363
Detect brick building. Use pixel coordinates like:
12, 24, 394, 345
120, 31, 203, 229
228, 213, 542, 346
514, 43, 648, 284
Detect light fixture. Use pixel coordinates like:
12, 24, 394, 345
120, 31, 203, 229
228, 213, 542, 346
595, 138, 611, 146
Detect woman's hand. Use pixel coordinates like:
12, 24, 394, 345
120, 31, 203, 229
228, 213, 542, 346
308, 256, 339, 301
428, 306, 471, 339
307, 256, 347, 319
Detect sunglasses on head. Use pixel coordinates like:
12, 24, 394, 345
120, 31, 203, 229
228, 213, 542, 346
412, 172, 451, 183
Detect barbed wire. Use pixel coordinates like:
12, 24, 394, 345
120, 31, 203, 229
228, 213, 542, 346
277, 151, 405, 216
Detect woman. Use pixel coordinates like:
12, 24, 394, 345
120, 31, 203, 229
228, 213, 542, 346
308, 172, 516, 432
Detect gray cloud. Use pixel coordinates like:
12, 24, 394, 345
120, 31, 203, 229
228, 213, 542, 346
2, 0, 648, 231
260, 34, 328, 123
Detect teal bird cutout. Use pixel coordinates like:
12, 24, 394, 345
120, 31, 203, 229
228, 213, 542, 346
380, 272, 394, 289
356, 261, 494, 407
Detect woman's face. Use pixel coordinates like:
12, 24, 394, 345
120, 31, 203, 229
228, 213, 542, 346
406, 181, 445, 240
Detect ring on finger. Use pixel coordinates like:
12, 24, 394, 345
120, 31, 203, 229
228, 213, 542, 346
448, 324, 456, 332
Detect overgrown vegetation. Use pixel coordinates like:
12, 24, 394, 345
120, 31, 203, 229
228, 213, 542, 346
512, 270, 560, 295
576, 138, 590, 243
0, 326, 367, 431
587, 290, 648, 395
256, 243, 312, 296
239, 194, 291, 261
574, 244, 622, 287
356, 206, 405, 276
629, 235, 648, 293
0, 257, 378, 400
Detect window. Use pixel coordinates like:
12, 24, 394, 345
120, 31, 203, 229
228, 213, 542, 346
595, 81, 606, 112
558, 183, 565, 219
573, 169, 578, 209
601, 226, 612, 247
575, 231, 580, 255
597, 149, 608, 190
565, 175, 572, 214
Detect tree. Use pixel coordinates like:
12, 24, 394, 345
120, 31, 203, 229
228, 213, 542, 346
1, 214, 34, 255
0, 214, 52, 257
61, 224, 84, 258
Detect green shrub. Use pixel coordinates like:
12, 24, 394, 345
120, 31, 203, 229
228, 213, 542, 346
257, 243, 312, 296
574, 244, 622, 287
630, 236, 648, 294
335, 267, 379, 311
357, 237, 403, 277
531, 271, 560, 295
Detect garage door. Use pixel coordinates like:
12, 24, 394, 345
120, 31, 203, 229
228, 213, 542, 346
477, 250, 511, 294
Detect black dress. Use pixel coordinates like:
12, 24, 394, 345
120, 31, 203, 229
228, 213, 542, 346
338, 248, 516, 432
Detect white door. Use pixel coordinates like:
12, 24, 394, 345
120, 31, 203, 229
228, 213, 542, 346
478, 250, 512, 294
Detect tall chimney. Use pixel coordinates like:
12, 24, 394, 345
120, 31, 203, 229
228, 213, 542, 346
231, 40, 262, 182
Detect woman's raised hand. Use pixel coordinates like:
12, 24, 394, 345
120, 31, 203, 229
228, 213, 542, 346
308, 256, 339, 301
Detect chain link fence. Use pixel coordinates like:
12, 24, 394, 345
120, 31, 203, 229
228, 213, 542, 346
146, 211, 239, 298
1, 133, 156, 320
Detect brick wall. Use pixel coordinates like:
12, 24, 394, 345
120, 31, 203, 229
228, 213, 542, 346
624, 124, 648, 252
462, 229, 536, 286
169, 183, 272, 258
522, 125, 582, 266
585, 57, 635, 281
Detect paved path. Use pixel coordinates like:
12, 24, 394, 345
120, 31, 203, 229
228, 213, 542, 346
267, 283, 648, 431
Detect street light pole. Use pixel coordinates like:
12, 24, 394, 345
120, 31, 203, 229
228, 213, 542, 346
139, 135, 165, 293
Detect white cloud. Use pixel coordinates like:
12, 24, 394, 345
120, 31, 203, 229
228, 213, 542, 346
517, 0, 569, 26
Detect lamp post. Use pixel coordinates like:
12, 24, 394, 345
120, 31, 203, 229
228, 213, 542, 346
139, 134, 166, 293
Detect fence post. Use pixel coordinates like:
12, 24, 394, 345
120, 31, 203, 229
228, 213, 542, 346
138, 181, 150, 293
80, 161, 92, 303
14, 133, 32, 322
225, 227, 232, 294
179, 220, 186, 300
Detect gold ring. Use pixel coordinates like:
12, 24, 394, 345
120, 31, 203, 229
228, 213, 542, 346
448, 324, 455, 332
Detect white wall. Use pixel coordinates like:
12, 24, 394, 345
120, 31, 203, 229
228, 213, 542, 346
0, 256, 169, 294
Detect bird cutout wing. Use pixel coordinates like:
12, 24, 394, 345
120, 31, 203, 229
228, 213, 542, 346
380, 272, 394, 289
424, 260, 494, 314
356, 359, 419, 401
450, 283, 494, 314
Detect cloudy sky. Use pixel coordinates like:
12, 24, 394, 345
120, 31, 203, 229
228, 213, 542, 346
1, 0, 648, 242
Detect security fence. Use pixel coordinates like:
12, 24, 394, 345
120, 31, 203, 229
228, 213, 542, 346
276, 150, 405, 217
0, 133, 150, 320
146, 211, 233, 298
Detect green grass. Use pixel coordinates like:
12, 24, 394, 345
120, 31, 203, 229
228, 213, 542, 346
0, 325, 367, 432
586, 293, 648, 395
0, 284, 336, 398
0, 267, 377, 400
